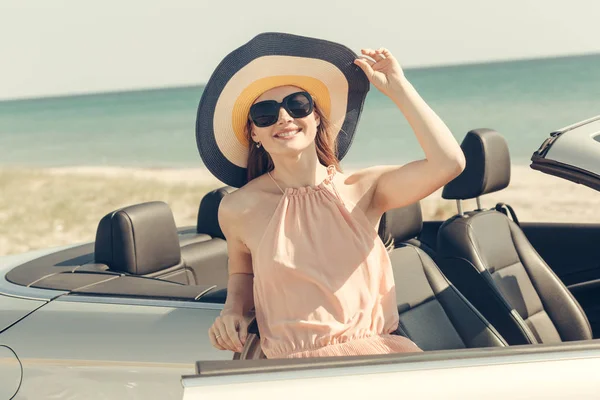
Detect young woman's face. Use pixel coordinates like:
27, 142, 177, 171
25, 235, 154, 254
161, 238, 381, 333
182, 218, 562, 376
250, 85, 320, 157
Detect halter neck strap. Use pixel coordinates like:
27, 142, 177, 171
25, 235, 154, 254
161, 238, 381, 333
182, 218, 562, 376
267, 170, 286, 194
267, 165, 338, 195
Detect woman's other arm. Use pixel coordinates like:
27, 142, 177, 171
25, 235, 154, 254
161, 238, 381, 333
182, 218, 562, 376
208, 194, 255, 352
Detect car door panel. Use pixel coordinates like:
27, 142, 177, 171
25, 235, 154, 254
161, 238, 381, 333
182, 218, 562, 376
0, 345, 22, 400
182, 342, 600, 399
0, 294, 46, 333
1, 297, 230, 400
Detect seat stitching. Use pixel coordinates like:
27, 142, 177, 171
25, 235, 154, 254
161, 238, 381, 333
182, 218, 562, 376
398, 295, 437, 314
27, 272, 65, 287
524, 308, 547, 321
508, 220, 593, 339
158, 266, 194, 281
475, 133, 488, 193
453, 217, 487, 273
123, 211, 137, 274
492, 259, 544, 318
411, 246, 466, 347
73, 275, 121, 292
493, 260, 523, 273
445, 255, 537, 344
499, 218, 549, 343
398, 248, 437, 311
414, 247, 507, 346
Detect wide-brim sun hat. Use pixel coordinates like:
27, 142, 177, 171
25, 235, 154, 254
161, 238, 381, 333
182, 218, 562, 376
195, 32, 370, 188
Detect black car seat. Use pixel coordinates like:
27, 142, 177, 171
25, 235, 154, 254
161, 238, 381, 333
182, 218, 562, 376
378, 207, 436, 259
235, 202, 507, 359
95, 201, 196, 285
436, 129, 593, 345
180, 187, 236, 303
381, 202, 507, 351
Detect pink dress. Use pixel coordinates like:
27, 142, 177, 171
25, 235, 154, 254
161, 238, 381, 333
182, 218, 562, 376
252, 165, 421, 359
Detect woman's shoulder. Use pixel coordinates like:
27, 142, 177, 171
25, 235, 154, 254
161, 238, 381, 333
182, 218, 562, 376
219, 175, 278, 221
219, 175, 282, 249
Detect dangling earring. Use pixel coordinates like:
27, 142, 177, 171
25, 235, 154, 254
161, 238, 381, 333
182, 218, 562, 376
255, 141, 262, 148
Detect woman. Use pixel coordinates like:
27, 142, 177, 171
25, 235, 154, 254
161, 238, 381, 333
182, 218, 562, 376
198, 33, 466, 358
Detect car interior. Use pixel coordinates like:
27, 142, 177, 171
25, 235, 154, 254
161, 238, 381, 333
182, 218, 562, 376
436, 129, 593, 346
5, 129, 600, 358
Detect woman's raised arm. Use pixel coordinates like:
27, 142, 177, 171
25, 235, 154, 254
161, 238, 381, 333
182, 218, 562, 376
354, 48, 466, 213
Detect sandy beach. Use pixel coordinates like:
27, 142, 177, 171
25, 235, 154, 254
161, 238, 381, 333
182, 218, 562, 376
1, 164, 599, 257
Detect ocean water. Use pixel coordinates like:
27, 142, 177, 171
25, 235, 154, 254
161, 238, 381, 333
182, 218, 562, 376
1, 53, 599, 169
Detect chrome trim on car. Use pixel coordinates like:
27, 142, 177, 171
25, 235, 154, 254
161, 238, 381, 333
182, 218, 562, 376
0, 288, 62, 302
0, 277, 67, 302
554, 114, 600, 135
0, 246, 72, 300
56, 294, 225, 310
534, 115, 600, 158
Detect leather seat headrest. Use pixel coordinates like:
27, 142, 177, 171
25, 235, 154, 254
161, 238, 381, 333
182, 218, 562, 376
379, 202, 423, 245
95, 201, 182, 275
442, 129, 511, 200
197, 186, 236, 239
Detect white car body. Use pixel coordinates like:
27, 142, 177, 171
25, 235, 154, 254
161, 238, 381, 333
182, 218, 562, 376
182, 342, 600, 399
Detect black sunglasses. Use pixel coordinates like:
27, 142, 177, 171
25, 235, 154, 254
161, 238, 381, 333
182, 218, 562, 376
249, 91, 314, 128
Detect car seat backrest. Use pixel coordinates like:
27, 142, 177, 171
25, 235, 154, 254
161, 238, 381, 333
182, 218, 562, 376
441, 128, 511, 200
179, 187, 236, 302
196, 186, 237, 239
437, 129, 592, 345
95, 201, 184, 277
381, 202, 507, 350
379, 202, 435, 258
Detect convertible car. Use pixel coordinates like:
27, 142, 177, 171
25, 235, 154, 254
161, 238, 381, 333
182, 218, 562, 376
2, 116, 600, 399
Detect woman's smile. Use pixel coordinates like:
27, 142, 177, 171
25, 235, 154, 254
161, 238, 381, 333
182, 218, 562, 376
273, 127, 302, 140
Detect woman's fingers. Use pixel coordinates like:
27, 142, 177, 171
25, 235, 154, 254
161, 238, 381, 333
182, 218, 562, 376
215, 318, 236, 351
361, 47, 393, 62
209, 314, 253, 352
378, 47, 392, 58
238, 317, 250, 345
361, 48, 376, 56
354, 58, 375, 76
208, 325, 226, 350
225, 319, 244, 352
357, 56, 375, 67
215, 335, 229, 350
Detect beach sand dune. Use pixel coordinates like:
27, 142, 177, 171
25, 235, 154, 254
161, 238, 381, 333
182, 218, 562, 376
1, 165, 599, 257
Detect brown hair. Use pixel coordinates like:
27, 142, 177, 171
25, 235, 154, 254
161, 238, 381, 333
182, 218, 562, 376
245, 103, 341, 183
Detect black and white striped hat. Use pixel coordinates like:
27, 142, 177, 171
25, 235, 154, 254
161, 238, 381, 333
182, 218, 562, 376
196, 32, 370, 188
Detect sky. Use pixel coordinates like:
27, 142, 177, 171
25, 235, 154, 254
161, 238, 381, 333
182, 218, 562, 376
1, 0, 600, 100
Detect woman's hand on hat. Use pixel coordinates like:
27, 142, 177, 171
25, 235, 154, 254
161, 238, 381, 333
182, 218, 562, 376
354, 48, 407, 97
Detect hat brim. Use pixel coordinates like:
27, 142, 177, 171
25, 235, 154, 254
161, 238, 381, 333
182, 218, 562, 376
196, 32, 370, 188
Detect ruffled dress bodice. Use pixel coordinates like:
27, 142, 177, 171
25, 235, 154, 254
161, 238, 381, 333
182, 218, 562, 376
252, 166, 419, 358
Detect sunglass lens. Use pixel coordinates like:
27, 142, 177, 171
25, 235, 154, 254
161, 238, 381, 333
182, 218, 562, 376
286, 93, 312, 118
251, 102, 279, 127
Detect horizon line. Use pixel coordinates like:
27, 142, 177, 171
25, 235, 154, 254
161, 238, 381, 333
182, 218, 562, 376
2, 50, 599, 103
